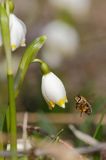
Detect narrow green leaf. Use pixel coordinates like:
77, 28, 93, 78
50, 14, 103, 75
93, 112, 105, 139
0, 106, 7, 131
14, 35, 47, 98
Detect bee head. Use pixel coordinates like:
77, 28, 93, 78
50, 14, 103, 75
75, 95, 81, 102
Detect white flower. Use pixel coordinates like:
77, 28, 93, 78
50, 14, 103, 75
0, 13, 26, 51
42, 20, 79, 68
9, 14, 27, 51
41, 72, 68, 109
43, 21, 79, 55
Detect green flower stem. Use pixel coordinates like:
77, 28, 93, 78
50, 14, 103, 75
5, 0, 10, 16
0, 4, 17, 160
32, 58, 50, 75
8, 74, 17, 153
32, 58, 43, 64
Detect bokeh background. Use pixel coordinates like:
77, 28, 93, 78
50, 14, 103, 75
11, 0, 106, 111
0, 0, 106, 157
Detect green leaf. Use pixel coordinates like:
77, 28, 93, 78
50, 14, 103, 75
14, 35, 47, 98
0, 105, 7, 131
93, 112, 105, 139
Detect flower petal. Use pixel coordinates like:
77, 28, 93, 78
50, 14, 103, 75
9, 14, 27, 51
41, 72, 67, 108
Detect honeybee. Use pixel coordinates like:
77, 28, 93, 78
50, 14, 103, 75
75, 95, 92, 116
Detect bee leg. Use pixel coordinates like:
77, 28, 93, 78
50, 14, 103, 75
76, 103, 79, 109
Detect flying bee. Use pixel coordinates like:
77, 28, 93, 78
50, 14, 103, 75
75, 95, 92, 116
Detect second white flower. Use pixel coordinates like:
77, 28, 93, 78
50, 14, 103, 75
0, 13, 27, 51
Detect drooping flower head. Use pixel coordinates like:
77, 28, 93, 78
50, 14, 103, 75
9, 13, 27, 51
41, 68, 68, 109
0, 13, 27, 51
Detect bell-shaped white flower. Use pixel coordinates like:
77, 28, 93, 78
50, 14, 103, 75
41, 72, 68, 109
9, 13, 27, 51
0, 13, 26, 51
42, 20, 80, 68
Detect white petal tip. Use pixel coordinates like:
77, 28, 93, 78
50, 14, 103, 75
21, 41, 26, 47
61, 104, 65, 108
11, 44, 17, 51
